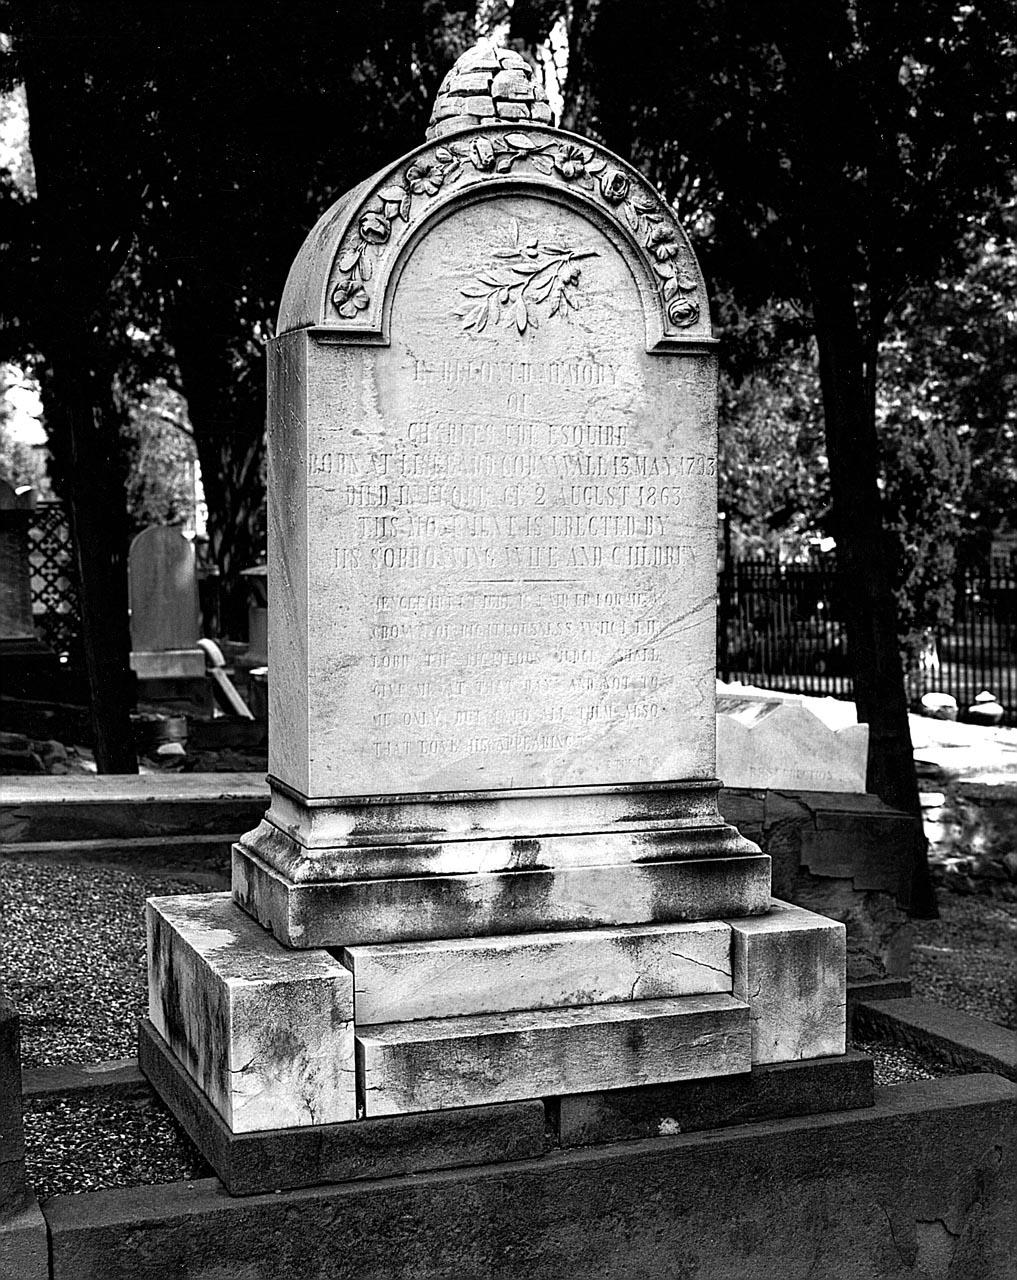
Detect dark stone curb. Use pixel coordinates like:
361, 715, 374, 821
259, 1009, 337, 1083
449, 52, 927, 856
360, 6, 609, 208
853, 996, 1017, 1083
1, 997, 48, 1280
140, 1017, 873, 1195
39, 1074, 1017, 1280
21, 1061, 149, 1103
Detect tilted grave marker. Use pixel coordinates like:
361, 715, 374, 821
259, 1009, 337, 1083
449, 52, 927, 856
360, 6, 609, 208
145, 41, 845, 1168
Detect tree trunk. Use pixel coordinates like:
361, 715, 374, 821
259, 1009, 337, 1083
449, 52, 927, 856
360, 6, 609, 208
20, 27, 138, 774
806, 241, 936, 916
38, 360, 139, 773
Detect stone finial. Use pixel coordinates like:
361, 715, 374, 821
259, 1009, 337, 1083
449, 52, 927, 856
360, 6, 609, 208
426, 39, 555, 140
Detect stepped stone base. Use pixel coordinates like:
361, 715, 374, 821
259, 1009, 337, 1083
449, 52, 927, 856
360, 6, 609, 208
146, 891, 846, 1141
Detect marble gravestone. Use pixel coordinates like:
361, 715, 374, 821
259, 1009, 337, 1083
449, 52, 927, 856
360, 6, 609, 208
145, 42, 845, 1154
128, 526, 206, 696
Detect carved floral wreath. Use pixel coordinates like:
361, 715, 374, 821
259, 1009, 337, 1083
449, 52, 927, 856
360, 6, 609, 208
329, 133, 701, 330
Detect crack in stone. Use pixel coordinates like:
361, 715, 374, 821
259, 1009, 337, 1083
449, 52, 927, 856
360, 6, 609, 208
667, 948, 731, 981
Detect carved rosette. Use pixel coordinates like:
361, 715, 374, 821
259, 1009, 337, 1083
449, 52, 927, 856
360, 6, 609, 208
326, 128, 706, 339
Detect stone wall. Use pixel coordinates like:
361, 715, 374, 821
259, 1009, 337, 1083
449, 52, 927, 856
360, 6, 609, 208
721, 789, 918, 981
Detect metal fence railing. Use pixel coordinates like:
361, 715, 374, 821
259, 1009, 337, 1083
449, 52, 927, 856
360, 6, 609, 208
718, 557, 1017, 723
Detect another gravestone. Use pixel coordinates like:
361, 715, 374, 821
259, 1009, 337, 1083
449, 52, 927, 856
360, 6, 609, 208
145, 41, 845, 1170
128, 526, 207, 708
0, 482, 36, 647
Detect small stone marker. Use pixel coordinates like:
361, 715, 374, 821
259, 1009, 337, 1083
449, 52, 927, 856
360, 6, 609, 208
128, 525, 206, 689
145, 39, 847, 1163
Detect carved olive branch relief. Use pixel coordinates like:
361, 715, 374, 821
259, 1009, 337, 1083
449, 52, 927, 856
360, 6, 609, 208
329, 131, 701, 330
454, 217, 598, 335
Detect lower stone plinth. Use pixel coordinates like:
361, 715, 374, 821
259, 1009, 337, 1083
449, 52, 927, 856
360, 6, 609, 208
356, 994, 751, 1115
232, 844, 772, 947
42, 1075, 1017, 1279
139, 1016, 874, 1197
147, 893, 355, 1132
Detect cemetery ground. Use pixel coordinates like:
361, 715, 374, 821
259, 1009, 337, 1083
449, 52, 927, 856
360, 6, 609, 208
3, 853, 1016, 1199
1, 711, 1014, 1199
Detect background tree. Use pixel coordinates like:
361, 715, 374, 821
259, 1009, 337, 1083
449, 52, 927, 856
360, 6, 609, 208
0, 1, 476, 763
555, 4, 1014, 916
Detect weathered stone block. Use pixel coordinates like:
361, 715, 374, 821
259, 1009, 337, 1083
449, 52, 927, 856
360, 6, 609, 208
491, 69, 534, 99
492, 101, 530, 118
716, 698, 868, 792
147, 892, 355, 1132
530, 101, 553, 122
431, 116, 470, 138
445, 70, 493, 93
344, 920, 732, 1025
456, 44, 502, 71
727, 899, 846, 1063
0, 1201, 48, 1280
459, 95, 497, 116
356, 993, 751, 1115
233, 844, 771, 947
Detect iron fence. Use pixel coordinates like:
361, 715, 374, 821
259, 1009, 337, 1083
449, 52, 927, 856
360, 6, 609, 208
718, 556, 1017, 723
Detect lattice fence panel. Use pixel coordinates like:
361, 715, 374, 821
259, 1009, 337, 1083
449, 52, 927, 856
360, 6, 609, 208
27, 502, 82, 658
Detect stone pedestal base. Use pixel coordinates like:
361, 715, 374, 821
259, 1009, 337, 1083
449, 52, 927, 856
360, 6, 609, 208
145, 891, 846, 1146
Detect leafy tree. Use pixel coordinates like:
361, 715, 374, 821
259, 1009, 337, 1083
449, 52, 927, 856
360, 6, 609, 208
3, 2, 164, 772
121, 380, 198, 540
0, 1, 476, 765
559, 3, 1014, 909
717, 305, 828, 557
880, 211, 1017, 564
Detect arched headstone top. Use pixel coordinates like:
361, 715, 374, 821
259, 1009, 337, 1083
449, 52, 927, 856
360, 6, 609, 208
278, 81, 711, 347
128, 525, 200, 653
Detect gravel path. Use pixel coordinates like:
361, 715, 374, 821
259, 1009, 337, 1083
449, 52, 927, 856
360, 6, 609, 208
1, 858, 224, 1067
910, 895, 1017, 1030
3, 854, 1013, 1198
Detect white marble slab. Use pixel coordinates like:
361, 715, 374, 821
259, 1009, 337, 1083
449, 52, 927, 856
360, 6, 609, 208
726, 898, 846, 1064
717, 700, 868, 793
344, 920, 732, 1024
270, 189, 720, 800
356, 993, 750, 1115
147, 892, 355, 1132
